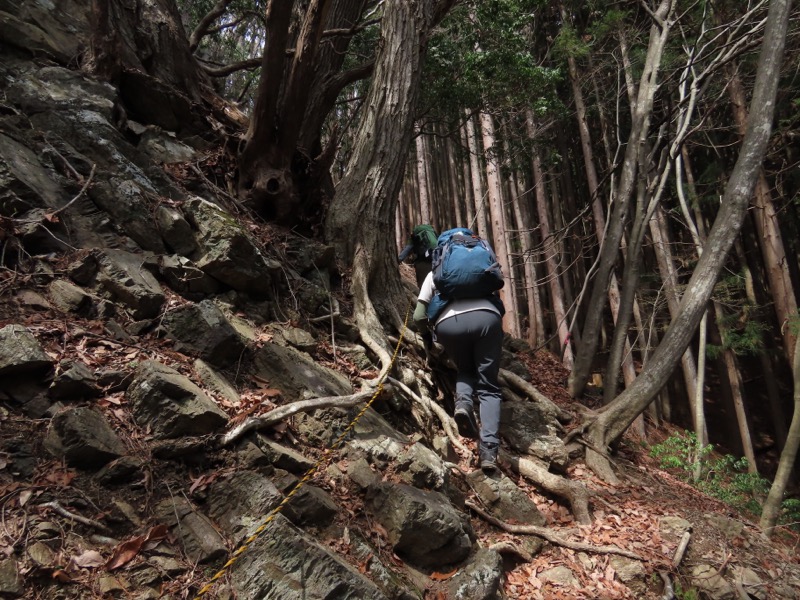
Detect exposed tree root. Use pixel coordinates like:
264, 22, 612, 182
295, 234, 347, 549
501, 451, 592, 525
488, 540, 533, 562
499, 369, 572, 423
220, 388, 387, 447
466, 500, 642, 560
386, 376, 469, 454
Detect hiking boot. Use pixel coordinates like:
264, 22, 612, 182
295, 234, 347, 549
454, 403, 479, 440
479, 443, 499, 474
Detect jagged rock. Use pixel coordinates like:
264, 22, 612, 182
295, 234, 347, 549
251, 341, 352, 401
44, 406, 126, 469
49, 360, 98, 399
90, 178, 167, 253
193, 359, 240, 404
347, 407, 409, 462
234, 440, 274, 471
253, 436, 314, 473
467, 471, 547, 528
206, 471, 283, 541
48, 279, 94, 314
0, 324, 53, 376
277, 326, 317, 352
157, 255, 219, 298
500, 398, 569, 472
0, 132, 64, 216
348, 529, 421, 600
161, 300, 245, 368
183, 197, 279, 296
96, 368, 133, 392
736, 567, 767, 600
126, 360, 227, 439
0, 558, 23, 597
367, 482, 473, 569
610, 556, 647, 596
98, 575, 128, 595
539, 565, 579, 588
395, 441, 449, 491
229, 514, 388, 600
139, 127, 197, 165
690, 564, 734, 599
155, 497, 226, 564
273, 471, 338, 527
67, 253, 99, 285
96, 456, 146, 485
155, 206, 198, 256
704, 513, 744, 539
94, 249, 165, 319
447, 548, 505, 600
347, 456, 380, 489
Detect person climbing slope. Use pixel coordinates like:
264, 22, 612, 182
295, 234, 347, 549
412, 228, 505, 473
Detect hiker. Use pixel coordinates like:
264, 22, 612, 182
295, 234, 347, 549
413, 228, 505, 473
398, 224, 438, 288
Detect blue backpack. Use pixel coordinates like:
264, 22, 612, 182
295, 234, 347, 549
426, 228, 504, 321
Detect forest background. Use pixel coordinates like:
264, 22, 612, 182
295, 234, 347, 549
164, 0, 800, 531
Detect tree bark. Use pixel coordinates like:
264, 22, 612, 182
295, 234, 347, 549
760, 332, 800, 536
465, 111, 489, 238
728, 65, 798, 365
569, 0, 677, 398
585, 0, 792, 482
325, 0, 454, 369
480, 111, 520, 337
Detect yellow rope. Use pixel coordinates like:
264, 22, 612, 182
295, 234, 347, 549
193, 302, 413, 598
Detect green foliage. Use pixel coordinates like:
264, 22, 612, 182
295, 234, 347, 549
649, 432, 769, 518
673, 581, 700, 600
420, 0, 562, 115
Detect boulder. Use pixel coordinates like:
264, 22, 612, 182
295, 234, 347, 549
44, 406, 126, 469
48, 279, 94, 314
49, 360, 99, 399
229, 514, 388, 600
367, 482, 473, 569
183, 197, 278, 296
155, 497, 226, 564
158, 255, 220, 298
0, 324, 53, 376
126, 361, 227, 439
94, 249, 165, 319
500, 398, 569, 472
447, 548, 505, 600
251, 342, 351, 401
206, 471, 283, 541
193, 359, 240, 405
155, 206, 197, 256
161, 300, 245, 368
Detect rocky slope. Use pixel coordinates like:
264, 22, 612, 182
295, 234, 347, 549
2, 4, 800, 599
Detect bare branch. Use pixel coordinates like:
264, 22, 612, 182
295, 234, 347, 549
465, 500, 642, 560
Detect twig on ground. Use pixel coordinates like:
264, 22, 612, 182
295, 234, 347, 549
672, 528, 692, 568
465, 500, 642, 560
38, 500, 112, 535
488, 541, 534, 562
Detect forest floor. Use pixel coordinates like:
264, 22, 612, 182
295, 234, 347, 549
2, 274, 800, 599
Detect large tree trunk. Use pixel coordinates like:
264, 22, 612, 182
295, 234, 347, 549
480, 111, 520, 337
325, 0, 453, 369
568, 0, 677, 398
728, 65, 798, 365
89, 0, 217, 132
465, 111, 490, 238
760, 333, 800, 536
585, 0, 792, 482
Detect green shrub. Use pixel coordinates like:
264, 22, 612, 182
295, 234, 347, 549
649, 431, 769, 517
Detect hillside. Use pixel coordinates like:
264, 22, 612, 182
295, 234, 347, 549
1, 5, 800, 600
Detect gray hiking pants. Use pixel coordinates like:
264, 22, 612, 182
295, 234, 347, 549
435, 309, 503, 446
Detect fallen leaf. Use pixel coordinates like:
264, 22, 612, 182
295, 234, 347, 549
52, 569, 72, 582
71, 550, 105, 569
430, 568, 458, 581
105, 536, 145, 571
18, 490, 32, 507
